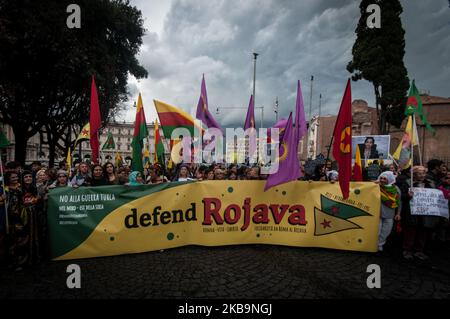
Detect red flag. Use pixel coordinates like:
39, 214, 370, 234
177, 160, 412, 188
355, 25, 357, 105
90, 75, 102, 164
332, 79, 352, 199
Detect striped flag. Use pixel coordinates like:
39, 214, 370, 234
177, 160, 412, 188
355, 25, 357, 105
131, 93, 149, 173
154, 99, 204, 139
154, 120, 165, 165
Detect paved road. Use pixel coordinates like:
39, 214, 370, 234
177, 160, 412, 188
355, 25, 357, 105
1, 241, 450, 299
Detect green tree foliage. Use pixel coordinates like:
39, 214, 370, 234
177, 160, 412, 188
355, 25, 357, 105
347, 0, 409, 133
0, 0, 147, 164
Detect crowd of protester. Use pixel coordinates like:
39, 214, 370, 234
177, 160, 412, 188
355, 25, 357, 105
0, 157, 448, 271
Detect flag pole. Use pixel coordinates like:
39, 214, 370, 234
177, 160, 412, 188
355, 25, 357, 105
410, 115, 414, 188
78, 139, 82, 162
414, 113, 423, 166
388, 153, 400, 168
326, 136, 334, 164
0, 149, 9, 234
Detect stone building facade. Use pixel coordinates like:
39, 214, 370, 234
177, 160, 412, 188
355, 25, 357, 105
298, 95, 450, 166
1, 121, 170, 166
389, 94, 450, 166
299, 99, 379, 160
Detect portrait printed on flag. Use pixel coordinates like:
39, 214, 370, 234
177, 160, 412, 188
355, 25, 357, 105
352, 135, 390, 160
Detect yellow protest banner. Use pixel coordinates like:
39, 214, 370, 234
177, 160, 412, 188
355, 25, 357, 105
48, 181, 380, 260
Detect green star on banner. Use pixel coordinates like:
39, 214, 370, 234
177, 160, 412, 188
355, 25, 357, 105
320, 195, 371, 219
314, 195, 372, 236
314, 208, 362, 236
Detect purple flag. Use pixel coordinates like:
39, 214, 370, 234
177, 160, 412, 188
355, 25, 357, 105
244, 94, 255, 131
295, 80, 307, 142
267, 118, 287, 143
196, 74, 223, 132
264, 113, 300, 191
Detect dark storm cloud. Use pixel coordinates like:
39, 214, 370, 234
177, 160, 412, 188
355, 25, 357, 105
125, 0, 450, 128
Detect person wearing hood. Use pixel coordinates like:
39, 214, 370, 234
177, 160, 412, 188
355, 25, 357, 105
128, 171, 144, 186
377, 171, 401, 252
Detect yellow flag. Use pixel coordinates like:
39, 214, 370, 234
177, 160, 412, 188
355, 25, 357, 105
115, 151, 123, 167
143, 147, 151, 169
392, 116, 418, 169
353, 145, 363, 181
171, 138, 183, 164
66, 147, 72, 174
75, 123, 90, 146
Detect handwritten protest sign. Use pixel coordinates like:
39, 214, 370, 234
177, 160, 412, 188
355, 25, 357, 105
410, 188, 449, 218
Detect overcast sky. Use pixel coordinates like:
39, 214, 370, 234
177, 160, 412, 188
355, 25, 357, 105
119, 0, 450, 128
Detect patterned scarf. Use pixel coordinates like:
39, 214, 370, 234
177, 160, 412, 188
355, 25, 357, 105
380, 185, 400, 209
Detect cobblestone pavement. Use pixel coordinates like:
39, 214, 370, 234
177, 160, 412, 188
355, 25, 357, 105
1, 241, 450, 299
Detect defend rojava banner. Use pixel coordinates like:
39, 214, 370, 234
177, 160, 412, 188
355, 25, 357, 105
47, 181, 380, 260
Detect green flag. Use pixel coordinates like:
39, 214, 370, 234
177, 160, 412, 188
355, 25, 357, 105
102, 131, 116, 150
154, 120, 165, 165
0, 128, 10, 148
320, 195, 371, 219
132, 94, 149, 173
314, 195, 372, 236
405, 80, 435, 134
